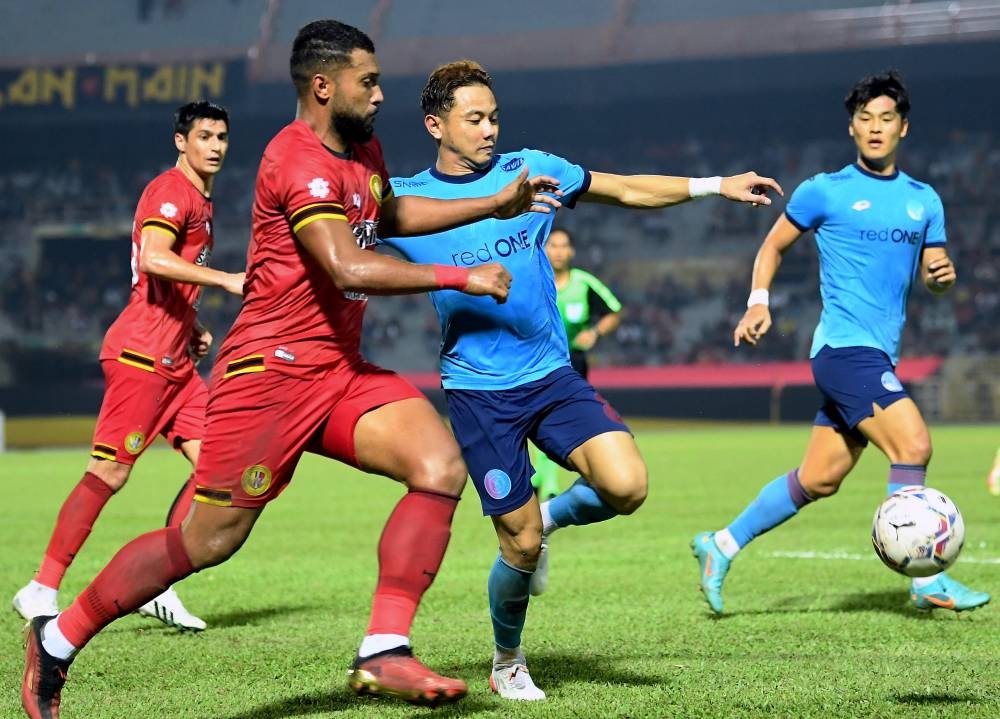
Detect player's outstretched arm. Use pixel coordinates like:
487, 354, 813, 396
297, 218, 512, 303
734, 214, 801, 347
139, 230, 245, 295
581, 171, 782, 209
921, 246, 956, 294
379, 167, 561, 237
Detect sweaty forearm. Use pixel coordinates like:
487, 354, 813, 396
388, 194, 496, 236
751, 244, 783, 291
139, 251, 231, 288
330, 252, 460, 296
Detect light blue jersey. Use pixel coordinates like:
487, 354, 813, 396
785, 163, 946, 365
382, 149, 590, 390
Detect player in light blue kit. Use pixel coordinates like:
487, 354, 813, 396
691, 70, 990, 615
382, 60, 782, 700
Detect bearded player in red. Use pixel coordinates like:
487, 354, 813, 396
13, 101, 245, 636
21, 19, 562, 718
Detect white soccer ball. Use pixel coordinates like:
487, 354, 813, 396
871, 486, 965, 577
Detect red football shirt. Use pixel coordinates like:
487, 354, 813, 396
215, 120, 389, 379
101, 166, 213, 382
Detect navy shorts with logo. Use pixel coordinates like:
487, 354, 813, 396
810, 345, 910, 446
445, 366, 630, 516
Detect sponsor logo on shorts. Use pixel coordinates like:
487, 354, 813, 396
241, 464, 272, 497
124, 431, 145, 455
274, 347, 295, 362
880, 371, 904, 393
483, 469, 512, 500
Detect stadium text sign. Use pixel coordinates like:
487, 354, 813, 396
0, 61, 238, 111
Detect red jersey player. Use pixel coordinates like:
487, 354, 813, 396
21, 20, 562, 718
13, 101, 245, 635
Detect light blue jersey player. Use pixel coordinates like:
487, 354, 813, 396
691, 70, 989, 616
383, 60, 783, 701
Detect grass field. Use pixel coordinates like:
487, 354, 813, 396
3, 424, 1000, 718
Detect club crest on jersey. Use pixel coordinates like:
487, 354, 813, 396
906, 201, 924, 221
241, 464, 272, 497
308, 177, 330, 198
483, 469, 512, 500
852, 200, 871, 212
369, 174, 383, 205
124, 431, 145, 455
159, 202, 178, 218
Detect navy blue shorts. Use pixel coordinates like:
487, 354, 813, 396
445, 366, 630, 516
810, 345, 910, 446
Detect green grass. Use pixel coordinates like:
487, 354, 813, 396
3, 424, 1000, 718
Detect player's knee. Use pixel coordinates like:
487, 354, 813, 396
407, 452, 467, 496
896, 435, 932, 466
185, 530, 241, 570
602, 464, 648, 515
86, 458, 131, 492
499, 526, 543, 571
801, 470, 845, 499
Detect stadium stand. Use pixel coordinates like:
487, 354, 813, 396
1, 1, 998, 426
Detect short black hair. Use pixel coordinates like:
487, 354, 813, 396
844, 69, 910, 119
421, 60, 493, 116
290, 19, 375, 95
174, 101, 229, 136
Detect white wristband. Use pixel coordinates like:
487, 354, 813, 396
747, 289, 770, 308
689, 176, 722, 198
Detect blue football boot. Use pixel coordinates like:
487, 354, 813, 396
691, 531, 731, 614
910, 574, 990, 612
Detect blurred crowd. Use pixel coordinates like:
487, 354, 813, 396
1, 129, 997, 384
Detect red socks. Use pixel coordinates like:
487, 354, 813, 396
366, 490, 459, 636
57, 527, 193, 649
36, 473, 115, 589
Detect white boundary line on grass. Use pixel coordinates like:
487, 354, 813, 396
765, 550, 1000, 565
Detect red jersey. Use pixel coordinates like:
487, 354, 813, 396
215, 120, 388, 379
101, 166, 213, 382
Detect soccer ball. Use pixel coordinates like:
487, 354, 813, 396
871, 486, 965, 577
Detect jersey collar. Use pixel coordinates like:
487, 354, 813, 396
429, 156, 498, 184
852, 162, 899, 181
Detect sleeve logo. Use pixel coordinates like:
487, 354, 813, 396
369, 174, 383, 204
501, 157, 524, 172
159, 202, 178, 218
308, 177, 331, 198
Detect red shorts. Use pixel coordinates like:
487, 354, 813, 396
91, 359, 207, 465
193, 360, 425, 508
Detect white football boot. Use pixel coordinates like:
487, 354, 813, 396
490, 659, 546, 701
12, 581, 59, 621
138, 586, 206, 631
